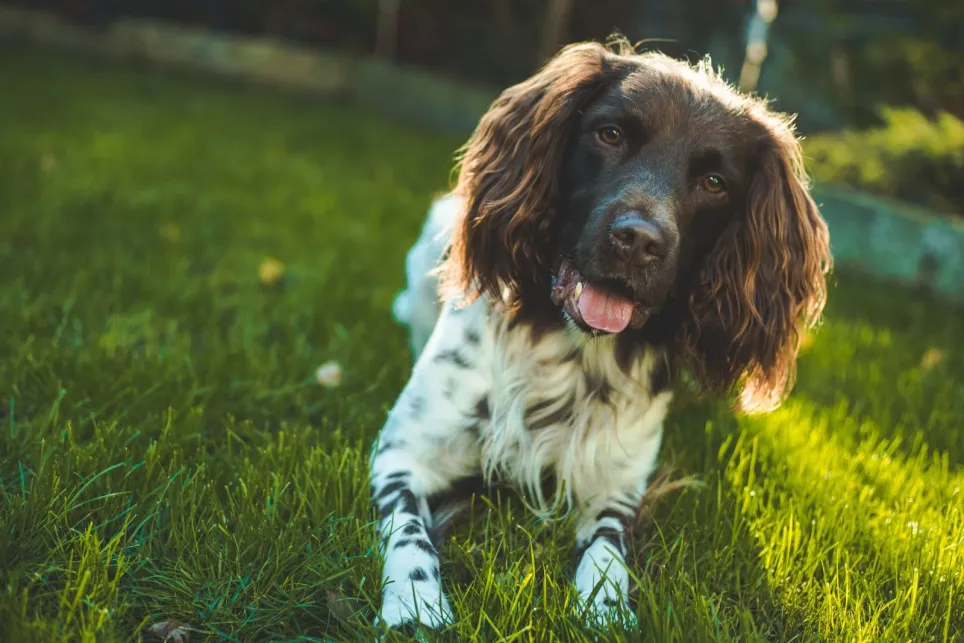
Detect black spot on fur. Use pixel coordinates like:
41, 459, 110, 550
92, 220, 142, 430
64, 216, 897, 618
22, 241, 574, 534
584, 373, 614, 404
596, 508, 631, 526
393, 538, 414, 550
409, 567, 429, 582
413, 539, 437, 555
602, 597, 621, 608
432, 565, 441, 581
474, 397, 490, 421
409, 395, 426, 421
426, 476, 487, 519
376, 440, 395, 455
442, 376, 458, 401
592, 527, 625, 555
402, 522, 421, 536
614, 334, 642, 374
434, 349, 471, 369
375, 480, 407, 502
386, 470, 410, 480
398, 489, 419, 516
650, 356, 671, 396
511, 312, 560, 344
465, 328, 480, 344
376, 437, 408, 456
615, 498, 639, 516
526, 398, 572, 430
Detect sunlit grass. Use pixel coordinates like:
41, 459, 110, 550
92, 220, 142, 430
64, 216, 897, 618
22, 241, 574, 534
0, 45, 961, 642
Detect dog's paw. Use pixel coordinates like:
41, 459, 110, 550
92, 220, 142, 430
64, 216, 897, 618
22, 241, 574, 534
376, 583, 453, 632
577, 591, 638, 632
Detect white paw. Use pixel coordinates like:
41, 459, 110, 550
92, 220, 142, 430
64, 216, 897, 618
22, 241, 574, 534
376, 583, 453, 632
578, 590, 637, 631
574, 548, 635, 630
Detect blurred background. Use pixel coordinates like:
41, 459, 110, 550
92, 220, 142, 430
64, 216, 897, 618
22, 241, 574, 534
12, 0, 963, 217
0, 2, 962, 640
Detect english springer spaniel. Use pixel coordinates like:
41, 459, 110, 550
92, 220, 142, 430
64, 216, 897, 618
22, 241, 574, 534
370, 40, 832, 632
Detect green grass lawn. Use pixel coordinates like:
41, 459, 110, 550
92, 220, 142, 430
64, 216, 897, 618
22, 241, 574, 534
0, 45, 962, 643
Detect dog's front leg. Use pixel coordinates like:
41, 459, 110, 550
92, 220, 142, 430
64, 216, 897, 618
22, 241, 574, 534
370, 434, 458, 631
371, 303, 489, 632
572, 483, 649, 628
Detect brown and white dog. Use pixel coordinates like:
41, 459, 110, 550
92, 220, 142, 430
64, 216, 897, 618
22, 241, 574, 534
371, 39, 831, 631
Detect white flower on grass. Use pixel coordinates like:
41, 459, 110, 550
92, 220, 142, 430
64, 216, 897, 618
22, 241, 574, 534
316, 361, 342, 387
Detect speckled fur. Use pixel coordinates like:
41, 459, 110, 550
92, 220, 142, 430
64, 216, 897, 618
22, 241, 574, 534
372, 195, 668, 630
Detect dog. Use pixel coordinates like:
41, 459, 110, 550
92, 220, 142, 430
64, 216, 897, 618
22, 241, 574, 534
370, 39, 831, 631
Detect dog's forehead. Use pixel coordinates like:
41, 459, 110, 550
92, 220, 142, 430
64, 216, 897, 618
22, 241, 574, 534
600, 58, 750, 134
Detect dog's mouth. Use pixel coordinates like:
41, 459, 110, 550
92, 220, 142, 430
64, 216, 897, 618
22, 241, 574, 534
550, 258, 651, 334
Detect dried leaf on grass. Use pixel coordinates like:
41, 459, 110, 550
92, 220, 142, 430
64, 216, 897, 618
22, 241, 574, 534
146, 619, 193, 642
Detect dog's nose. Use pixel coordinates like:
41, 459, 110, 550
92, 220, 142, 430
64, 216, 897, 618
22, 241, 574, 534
610, 213, 667, 264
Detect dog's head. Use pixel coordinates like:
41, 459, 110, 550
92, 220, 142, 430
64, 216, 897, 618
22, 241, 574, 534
441, 40, 832, 412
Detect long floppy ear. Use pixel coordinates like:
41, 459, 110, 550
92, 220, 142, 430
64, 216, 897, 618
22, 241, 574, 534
439, 42, 610, 311
681, 118, 833, 413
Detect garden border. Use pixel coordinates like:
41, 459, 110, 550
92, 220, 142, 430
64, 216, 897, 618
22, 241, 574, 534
2, 4, 963, 303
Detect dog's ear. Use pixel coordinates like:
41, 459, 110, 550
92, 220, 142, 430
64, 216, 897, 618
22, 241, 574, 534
440, 42, 610, 311
681, 116, 832, 413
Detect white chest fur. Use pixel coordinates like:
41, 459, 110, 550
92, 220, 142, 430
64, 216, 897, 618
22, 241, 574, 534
400, 298, 673, 517
386, 193, 671, 518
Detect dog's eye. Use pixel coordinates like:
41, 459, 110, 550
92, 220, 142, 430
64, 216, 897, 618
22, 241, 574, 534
700, 174, 726, 194
596, 126, 623, 146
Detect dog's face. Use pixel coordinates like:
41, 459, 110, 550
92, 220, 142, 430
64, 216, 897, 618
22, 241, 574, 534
443, 42, 832, 412
552, 66, 757, 335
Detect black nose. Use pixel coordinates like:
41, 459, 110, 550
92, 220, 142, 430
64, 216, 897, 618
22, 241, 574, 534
610, 213, 667, 265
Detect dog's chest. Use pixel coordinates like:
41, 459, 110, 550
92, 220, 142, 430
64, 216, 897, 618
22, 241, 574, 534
470, 313, 672, 505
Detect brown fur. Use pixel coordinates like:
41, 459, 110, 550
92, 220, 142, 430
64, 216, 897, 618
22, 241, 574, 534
439, 39, 832, 414
679, 114, 832, 412
442, 42, 611, 311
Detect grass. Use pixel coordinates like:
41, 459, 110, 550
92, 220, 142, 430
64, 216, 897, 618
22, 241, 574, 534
0, 45, 962, 643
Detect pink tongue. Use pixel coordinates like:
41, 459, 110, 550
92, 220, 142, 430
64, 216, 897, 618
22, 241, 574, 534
577, 284, 634, 333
